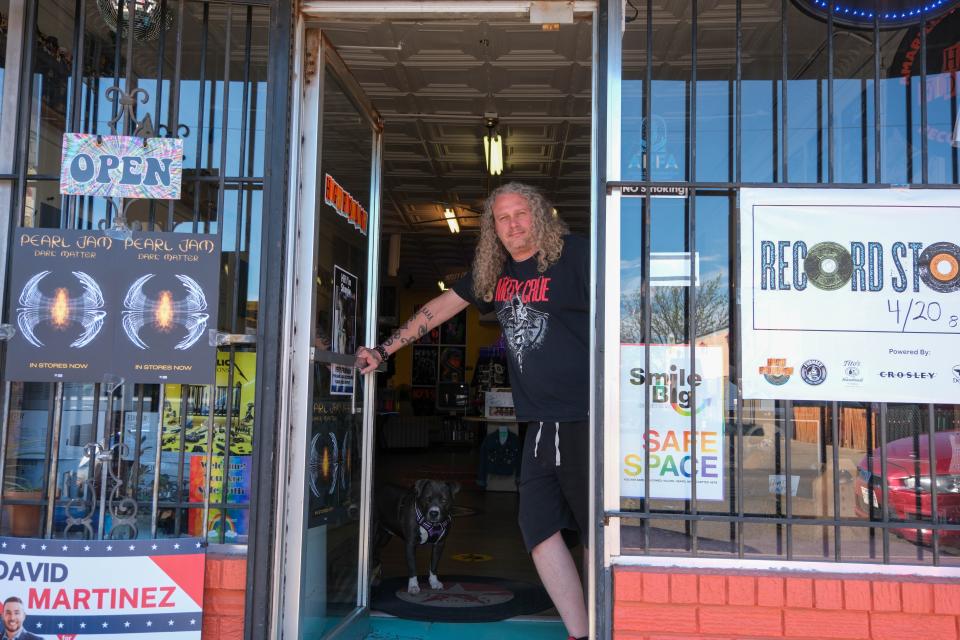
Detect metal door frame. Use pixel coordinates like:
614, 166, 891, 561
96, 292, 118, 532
274, 17, 384, 639
277, 2, 601, 638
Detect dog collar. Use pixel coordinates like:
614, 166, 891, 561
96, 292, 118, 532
415, 503, 451, 543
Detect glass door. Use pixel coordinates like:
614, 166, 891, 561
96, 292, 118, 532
279, 27, 382, 640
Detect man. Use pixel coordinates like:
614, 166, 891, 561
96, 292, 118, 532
2, 597, 42, 640
357, 182, 590, 640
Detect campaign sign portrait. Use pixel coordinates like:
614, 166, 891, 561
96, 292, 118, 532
740, 188, 960, 403
112, 232, 221, 385
619, 345, 725, 501
330, 266, 358, 396
6, 229, 117, 382
0, 537, 204, 639
60, 134, 183, 200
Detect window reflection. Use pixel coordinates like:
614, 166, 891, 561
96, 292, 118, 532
5, 2, 271, 543
616, 1, 959, 563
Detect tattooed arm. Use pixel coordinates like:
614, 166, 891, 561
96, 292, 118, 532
356, 289, 470, 374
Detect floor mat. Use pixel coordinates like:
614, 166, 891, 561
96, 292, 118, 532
371, 575, 553, 622
367, 616, 565, 640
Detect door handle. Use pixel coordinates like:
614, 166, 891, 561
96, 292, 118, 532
311, 348, 359, 368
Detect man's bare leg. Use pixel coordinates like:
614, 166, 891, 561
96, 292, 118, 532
531, 531, 588, 638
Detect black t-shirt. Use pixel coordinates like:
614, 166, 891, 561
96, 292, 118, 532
454, 235, 589, 422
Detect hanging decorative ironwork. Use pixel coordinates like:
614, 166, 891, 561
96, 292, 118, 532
97, 0, 173, 42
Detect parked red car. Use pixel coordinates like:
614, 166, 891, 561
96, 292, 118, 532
855, 431, 960, 548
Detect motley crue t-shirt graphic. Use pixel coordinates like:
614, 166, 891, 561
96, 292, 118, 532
496, 288, 549, 372
455, 235, 589, 422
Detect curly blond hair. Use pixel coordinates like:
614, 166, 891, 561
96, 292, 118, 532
472, 182, 569, 302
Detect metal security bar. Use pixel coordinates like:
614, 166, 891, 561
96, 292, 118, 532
0, 0, 269, 544
608, 0, 960, 566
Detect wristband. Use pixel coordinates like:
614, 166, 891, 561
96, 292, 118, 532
373, 345, 388, 362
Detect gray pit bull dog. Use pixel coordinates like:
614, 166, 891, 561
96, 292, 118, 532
373, 479, 461, 594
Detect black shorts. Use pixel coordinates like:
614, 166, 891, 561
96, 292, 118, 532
518, 420, 590, 553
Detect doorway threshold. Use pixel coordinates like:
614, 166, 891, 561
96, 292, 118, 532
367, 615, 565, 640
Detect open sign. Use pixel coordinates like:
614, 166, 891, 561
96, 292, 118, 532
59, 133, 183, 200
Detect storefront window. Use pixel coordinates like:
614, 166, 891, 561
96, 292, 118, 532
1, 1, 270, 544
740, 0, 780, 183
613, 0, 960, 566
695, 2, 736, 184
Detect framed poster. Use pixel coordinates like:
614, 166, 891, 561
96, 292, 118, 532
440, 309, 467, 344
330, 265, 358, 396
412, 345, 438, 386
439, 346, 465, 383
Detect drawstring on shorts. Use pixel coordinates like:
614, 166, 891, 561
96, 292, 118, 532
533, 421, 561, 466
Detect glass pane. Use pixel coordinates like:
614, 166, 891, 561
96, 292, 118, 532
651, 3, 690, 182
29, 2, 77, 177
620, 5, 646, 181
741, 0, 780, 183
832, 24, 875, 184
785, 2, 827, 183
909, 12, 959, 183
300, 65, 372, 637
2, 383, 52, 537
879, 24, 913, 183
620, 193, 734, 553
695, 1, 736, 183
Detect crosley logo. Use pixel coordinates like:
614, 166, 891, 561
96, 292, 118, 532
759, 358, 792, 386
323, 173, 368, 235
879, 370, 937, 380
800, 359, 827, 386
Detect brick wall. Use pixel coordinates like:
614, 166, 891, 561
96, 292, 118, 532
202, 552, 247, 640
613, 566, 960, 639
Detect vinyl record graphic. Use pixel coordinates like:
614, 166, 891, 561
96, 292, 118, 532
918, 242, 960, 293
804, 242, 853, 291
309, 431, 337, 499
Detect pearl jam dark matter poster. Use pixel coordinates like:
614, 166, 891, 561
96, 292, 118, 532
7, 228, 220, 385
112, 232, 220, 384
7, 229, 116, 382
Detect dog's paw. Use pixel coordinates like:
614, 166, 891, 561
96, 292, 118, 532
428, 573, 444, 590
407, 577, 421, 594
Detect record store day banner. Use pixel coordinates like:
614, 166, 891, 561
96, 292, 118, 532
0, 537, 204, 639
620, 345, 725, 501
6, 228, 220, 385
739, 188, 960, 403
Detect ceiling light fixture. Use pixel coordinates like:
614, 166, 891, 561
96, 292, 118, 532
484, 114, 504, 176
443, 208, 460, 234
